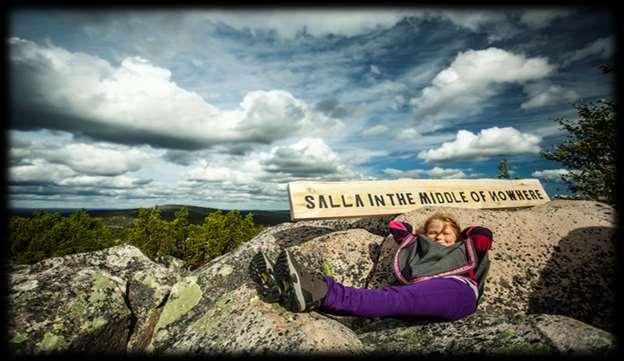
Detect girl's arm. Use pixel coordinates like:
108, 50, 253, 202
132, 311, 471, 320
388, 220, 414, 244
462, 226, 493, 254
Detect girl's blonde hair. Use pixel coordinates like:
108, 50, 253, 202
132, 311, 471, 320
423, 212, 462, 240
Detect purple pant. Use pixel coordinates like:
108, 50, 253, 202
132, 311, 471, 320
320, 276, 476, 321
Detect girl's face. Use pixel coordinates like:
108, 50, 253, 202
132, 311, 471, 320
426, 219, 458, 247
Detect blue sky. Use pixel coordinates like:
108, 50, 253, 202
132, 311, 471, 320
8, 7, 615, 210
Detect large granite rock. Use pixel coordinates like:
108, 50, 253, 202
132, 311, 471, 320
8, 245, 179, 353
392, 200, 616, 333
7, 201, 617, 355
357, 310, 616, 355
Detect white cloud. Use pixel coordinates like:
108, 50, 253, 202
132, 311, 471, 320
429, 10, 523, 42
184, 137, 369, 190
418, 126, 542, 162
187, 163, 257, 184
10, 159, 76, 184
411, 47, 555, 122
370, 64, 381, 75
427, 166, 466, 179
383, 168, 423, 178
198, 10, 414, 39
532, 168, 571, 182
383, 166, 466, 179
437, 10, 507, 31
261, 138, 344, 177
10, 135, 155, 176
562, 36, 614, 68
9, 38, 343, 150
47, 143, 154, 176
521, 82, 579, 110
362, 125, 388, 137
235, 90, 344, 142
394, 128, 421, 141
59, 175, 151, 189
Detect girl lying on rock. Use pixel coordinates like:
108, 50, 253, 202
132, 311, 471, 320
248, 212, 493, 321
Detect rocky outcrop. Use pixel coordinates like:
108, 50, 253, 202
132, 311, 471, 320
7, 200, 616, 355
357, 310, 615, 355
8, 245, 179, 353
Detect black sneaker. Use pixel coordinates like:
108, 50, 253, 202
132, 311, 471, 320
274, 249, 328, 312
248, 251, 282, 303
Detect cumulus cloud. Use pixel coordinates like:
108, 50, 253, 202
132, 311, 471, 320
411, 47, 555, 123
9, 130, 157, 199
46, 143, 153, 176
256, 137, 371, 183
532, 168, 571, 182
235, 90, 343, 143
59, 175, 152, 189
187, 163, 257, 184
261, 138, 344, 177
562, 36, 614, 68
9, 37, 343, 151
362, 125, 388, 137
9, 157, 149, 190
418, 126, 542, 162
394, 128, 421, 141
383, 168, 423, 178
427, 166, 467, 179
521, 82, 579, 110
10, 138, 154, 176
182, 137, 368, 192
383, 166, 466, 179
9, 159, 77, 185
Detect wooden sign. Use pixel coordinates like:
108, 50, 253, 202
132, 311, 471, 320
288, 178, 550, 220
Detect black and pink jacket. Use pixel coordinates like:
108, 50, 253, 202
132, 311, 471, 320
388, 220, 494, 302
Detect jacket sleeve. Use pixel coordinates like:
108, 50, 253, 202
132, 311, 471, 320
462, 226, 493, 254
388, 220, 413, 244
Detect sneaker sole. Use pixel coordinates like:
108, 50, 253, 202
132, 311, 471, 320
249, 252, 281, 303
275, 250, 306, 312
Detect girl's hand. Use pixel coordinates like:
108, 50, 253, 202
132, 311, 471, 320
388, 220, 413, 243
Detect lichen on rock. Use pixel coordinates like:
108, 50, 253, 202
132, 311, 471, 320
7, 201, 617, 355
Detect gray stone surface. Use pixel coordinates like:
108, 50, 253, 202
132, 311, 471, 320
8, 245, 179, 353
7, 201, 617, 355
357, 311, 616, 355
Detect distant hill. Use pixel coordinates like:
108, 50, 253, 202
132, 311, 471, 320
9, 205, 292, 227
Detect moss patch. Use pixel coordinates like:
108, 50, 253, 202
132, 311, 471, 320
36, 331, 66, 352
218, 264, 234, 277
80, 317, 108, 333
322, 261, 334, 276
69, 299, 87, 319
154, 278, 202, 332
215, 295, 233, 313
89, 272, 117, 304
10, 332, 28, 344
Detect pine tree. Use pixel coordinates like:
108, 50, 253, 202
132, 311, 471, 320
497, 159, 510, 179
171, 207, 190, 259
540, 66, 615, 204
8, 209, 113, 264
